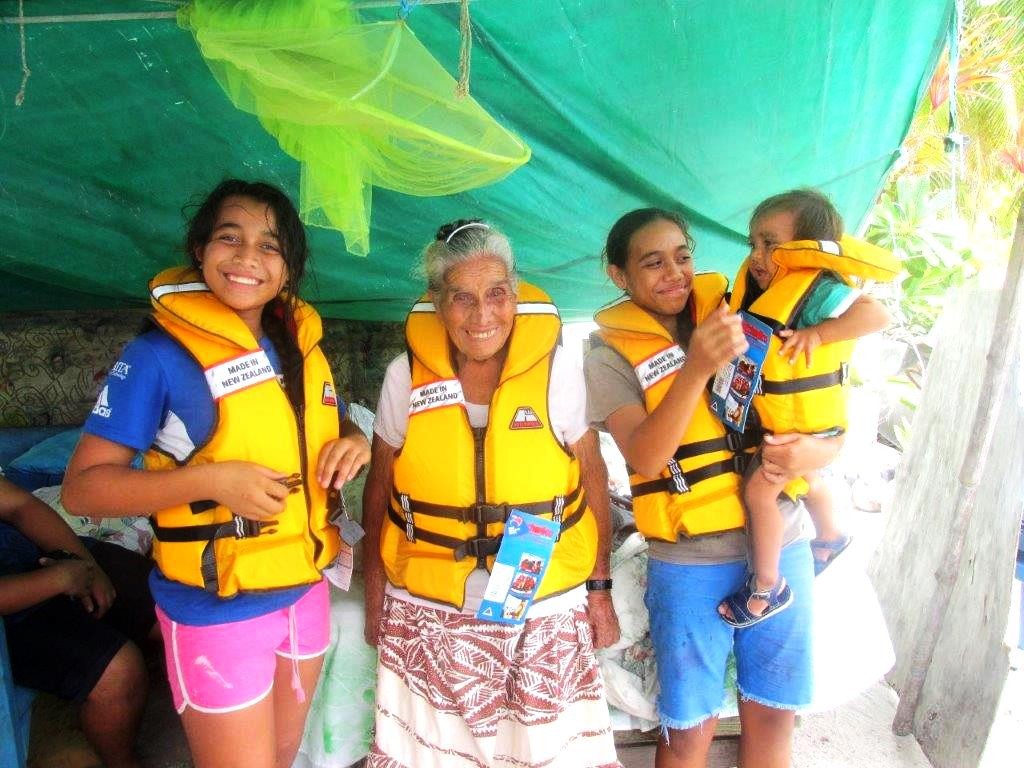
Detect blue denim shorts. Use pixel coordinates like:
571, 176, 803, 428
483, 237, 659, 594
645, 541, 814, 730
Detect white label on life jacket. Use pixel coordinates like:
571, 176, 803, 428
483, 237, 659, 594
409, 378, 465, 415
204, 350, 277, 401
634, 344, 686, 391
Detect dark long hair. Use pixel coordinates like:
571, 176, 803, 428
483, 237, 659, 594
184, 179, 309, 413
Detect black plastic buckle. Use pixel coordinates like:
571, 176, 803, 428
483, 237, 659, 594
725, 431, 746, 452
234, 517, 273, 539
456, 536, 502, 561
466, 502, 509, 525
732, 454, 751, 475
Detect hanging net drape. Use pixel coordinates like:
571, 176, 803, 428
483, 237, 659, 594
178, 1, 531, 255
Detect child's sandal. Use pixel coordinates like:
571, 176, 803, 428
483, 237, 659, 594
719, 574, 794, 628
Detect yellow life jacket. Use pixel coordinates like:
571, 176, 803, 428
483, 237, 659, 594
729, 237, 898, 434
593, 273, 760, 541
383, 281, 596, 609
145, 266, 340, 597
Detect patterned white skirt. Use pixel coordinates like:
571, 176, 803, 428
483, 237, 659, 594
367, 595, 621, 768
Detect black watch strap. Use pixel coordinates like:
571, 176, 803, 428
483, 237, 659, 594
585, 578, 613, 592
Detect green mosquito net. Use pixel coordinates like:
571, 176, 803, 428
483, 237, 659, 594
178, 0, 531, 256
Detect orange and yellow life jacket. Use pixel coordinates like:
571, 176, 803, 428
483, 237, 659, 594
729, 237, 899, 434
383, 281, 596, 609
146, 267, 340, 597
593, 273, 760, 541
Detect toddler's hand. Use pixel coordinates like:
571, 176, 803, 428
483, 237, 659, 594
777, 327, 822, 365
688, 307, 748, 377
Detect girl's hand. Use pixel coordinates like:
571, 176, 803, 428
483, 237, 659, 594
777, 327, 823, 365
317, 434, 371, 489
687, 307, 748, 378
210, 461, 290, 521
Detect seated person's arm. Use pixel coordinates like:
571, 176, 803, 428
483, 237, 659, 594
0, 477, 109, 615
778, 294, 892, 364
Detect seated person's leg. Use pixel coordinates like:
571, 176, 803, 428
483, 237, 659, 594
5, 594, 147, 768
81, 641, 147, 768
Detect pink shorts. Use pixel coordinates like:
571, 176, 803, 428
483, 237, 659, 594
156, 580, 331, 714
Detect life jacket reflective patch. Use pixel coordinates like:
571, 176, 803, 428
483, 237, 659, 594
634, 344, 685, 391
322, 381, 338, 407
509, 406, 543, 429
204, 350, 276, 401
409, 378, 465, 415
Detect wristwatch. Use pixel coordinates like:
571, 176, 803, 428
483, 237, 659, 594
585, 578, 613, 592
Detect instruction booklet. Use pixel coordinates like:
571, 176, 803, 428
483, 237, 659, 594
476, 511, 559, 625
709, 311, 772, 432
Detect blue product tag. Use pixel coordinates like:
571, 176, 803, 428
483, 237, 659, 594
476, 511, 559, 625
709, 312, 773, 432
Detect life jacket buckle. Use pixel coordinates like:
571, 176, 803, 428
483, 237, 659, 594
725, 431, 746, 452
233, 516, 274, 539
839, 362, 849, 385
455, 536, 502, 561
732, 454, 751, 475
467, 502, 509, 525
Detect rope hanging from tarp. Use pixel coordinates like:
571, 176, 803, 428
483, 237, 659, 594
14, 0, 30, 106
400, 0, 471, 97
456, 0, 472, 98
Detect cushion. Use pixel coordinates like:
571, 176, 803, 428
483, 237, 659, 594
4, 429, 82, 491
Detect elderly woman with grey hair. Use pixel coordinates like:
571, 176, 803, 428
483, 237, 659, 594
361, 219, 622, 768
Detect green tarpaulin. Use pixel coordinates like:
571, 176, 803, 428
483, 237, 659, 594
0, 0, 951, 321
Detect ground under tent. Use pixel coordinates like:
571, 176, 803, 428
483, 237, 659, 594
6, 2, 1016, 767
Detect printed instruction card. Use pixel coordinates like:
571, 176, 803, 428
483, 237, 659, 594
476, 511, 559, 625
710, 311, 772, 432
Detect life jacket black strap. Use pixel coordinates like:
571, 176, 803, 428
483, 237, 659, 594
386, 496, 587, 562
673, 429, 761, 462
759, 363, 848, 396
152, 517, 277, 593
631, 455, 750, 499
390, 484, 582, 525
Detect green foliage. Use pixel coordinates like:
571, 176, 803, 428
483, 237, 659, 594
865, 175, 980, 337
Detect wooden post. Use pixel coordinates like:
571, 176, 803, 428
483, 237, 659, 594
892, 203, 1024, 735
